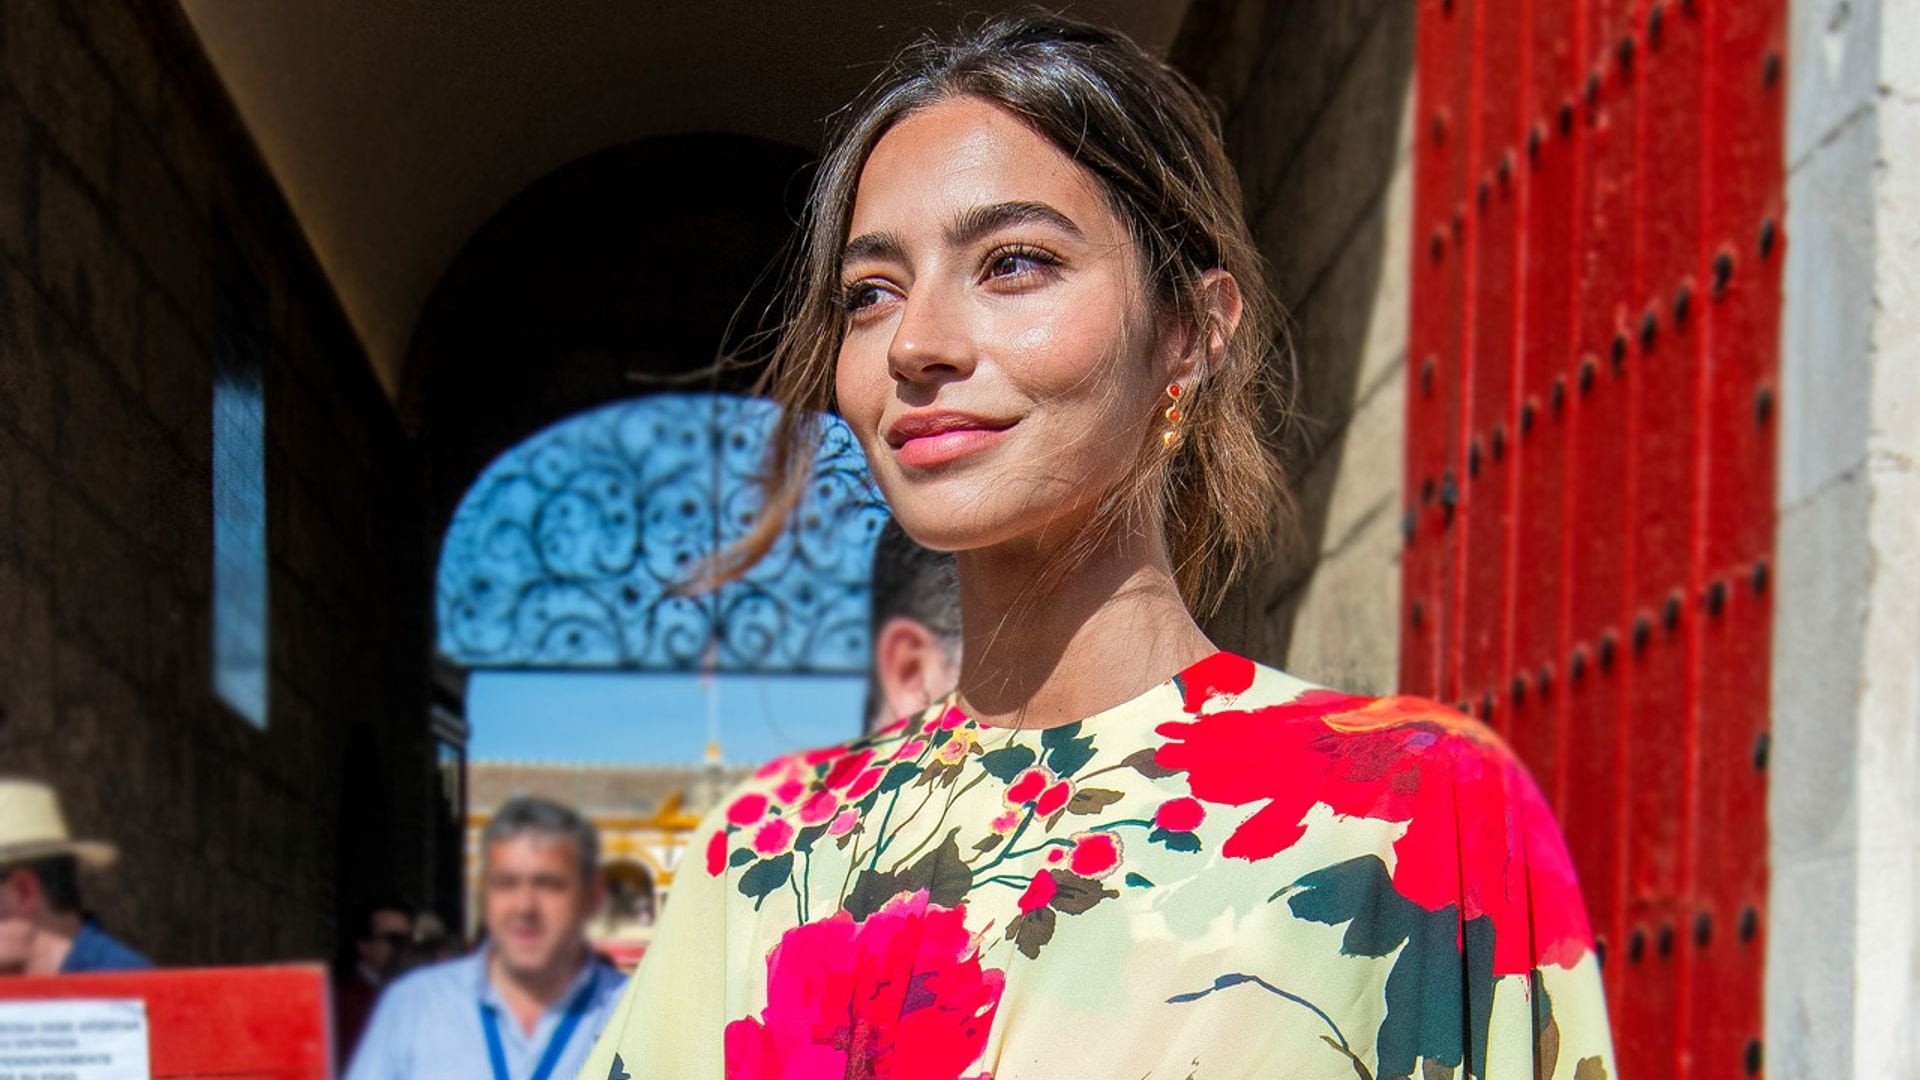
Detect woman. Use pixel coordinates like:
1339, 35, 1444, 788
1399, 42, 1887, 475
584, 13, 1614, 1079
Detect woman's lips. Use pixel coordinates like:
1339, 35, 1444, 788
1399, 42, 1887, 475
894, 424, 1011, 467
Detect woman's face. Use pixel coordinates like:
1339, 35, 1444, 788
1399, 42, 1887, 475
834, 95, 1178, 555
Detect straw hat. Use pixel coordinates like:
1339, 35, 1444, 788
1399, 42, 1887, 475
0, 779, 117, 870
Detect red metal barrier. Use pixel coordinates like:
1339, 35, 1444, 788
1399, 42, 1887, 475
0, 966, 331, 1079
1403, 1, 1782, 1076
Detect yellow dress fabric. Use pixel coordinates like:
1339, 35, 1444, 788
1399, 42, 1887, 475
581, 654, 1616, 1079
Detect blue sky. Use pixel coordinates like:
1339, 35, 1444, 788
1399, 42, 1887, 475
467, 670, 867, 767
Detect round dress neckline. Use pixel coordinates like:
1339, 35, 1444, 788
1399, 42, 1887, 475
951, 649, 1238, 733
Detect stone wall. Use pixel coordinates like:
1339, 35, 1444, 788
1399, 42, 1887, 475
1174, 0, 1415, 693
1768, 0, 1920, 1071
0, 1, 435, 964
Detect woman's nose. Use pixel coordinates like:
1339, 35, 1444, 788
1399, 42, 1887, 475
887, 284, 975, 385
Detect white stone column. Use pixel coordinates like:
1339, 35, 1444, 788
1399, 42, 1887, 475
1770, 0, 1920, 1073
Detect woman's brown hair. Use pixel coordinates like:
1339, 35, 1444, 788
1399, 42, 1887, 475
709, 9, 1296, 618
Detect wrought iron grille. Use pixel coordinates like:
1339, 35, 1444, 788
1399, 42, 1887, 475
436, 394, 887, 673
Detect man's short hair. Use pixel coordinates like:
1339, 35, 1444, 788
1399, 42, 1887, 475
866, 517, 961, 721
352, 894, 411, 938
7, 856, 82, 914
480, 796, 598, 884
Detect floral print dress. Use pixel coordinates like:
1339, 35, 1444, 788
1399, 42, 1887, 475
580, 654, 1616, 1079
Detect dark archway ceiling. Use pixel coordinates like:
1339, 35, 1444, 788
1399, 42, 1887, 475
177, 0, 1194, 397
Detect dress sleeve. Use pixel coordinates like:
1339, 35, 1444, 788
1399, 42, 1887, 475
1472, 739, 1618, 1080
576, 809, 732, 1080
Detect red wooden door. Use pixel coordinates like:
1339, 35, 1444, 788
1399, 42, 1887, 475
1402, 1, 1783, 1076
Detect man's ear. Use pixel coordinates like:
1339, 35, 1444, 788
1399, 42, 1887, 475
2, 868, 43, 918
1171, 269, 1244, 386
875, 616, 942, 722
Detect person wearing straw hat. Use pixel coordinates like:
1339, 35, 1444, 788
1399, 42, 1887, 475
0, 778, 150, 975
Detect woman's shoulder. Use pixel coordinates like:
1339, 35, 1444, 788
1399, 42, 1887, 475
1161, 652, 1535, 796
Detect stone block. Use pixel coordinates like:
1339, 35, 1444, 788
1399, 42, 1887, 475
1780, 106, 1875, 505
1227, 0, 1392, 215
0, 264, 60, 451
113, 113, 214, 326
1289, 156, 1411, 435
0, 93, 32, 265
140, 286, 213, 467
36, 157, 143, 387
0, 423, 53, 569
1269, 506, 1401, 693
53, 318, 173, 539
1254, 2, 1415, 311
3, 0, 114, 191
0, 551, 56, 754
1770, 471, 1869, 862
49, 492, 148, 684
1788, 0, 1883, 165
1764, 853, 1859, 1077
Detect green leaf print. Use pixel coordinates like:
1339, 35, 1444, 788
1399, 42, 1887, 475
1120, 747, 1180, 779
1285, 856, 1497, 1080
1006, 905, 1057, 959
1149, 826, 1202, 852
979, 745, 1037, 782
1042, 722, 1097, 777
728, 846, 756, 868
1066, 787, 1125, 814
878, 762, 920, 794
737, 853, 794, 909
842, 828, 970, 921
1048, 871, 1117, 915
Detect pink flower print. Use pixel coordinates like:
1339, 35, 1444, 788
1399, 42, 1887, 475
752, 818, 797, 857
798, 790, 839, 827
844, 765, 887, 802
825, 748, 876, 790
706, 830, 729, 877
1154, 797, 1206, 833
828, 809, 860, 837
773, 778, 807, 805
1067, 832, 1121, 879
1034, 780, 1073, 818
892, 738, 929, 762
939, 706, 970, 730
723, 891, 1003, 1080
989, 809, 1021, 836
1006, 767, 1052, 806
1017, 870, 1057, 914
937, 731, 976, 766
1044, 847, 1066, 864
877, 716, 911, 735
727, 793, 769, 826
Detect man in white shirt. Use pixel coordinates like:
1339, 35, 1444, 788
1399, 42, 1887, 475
346, 797, 625, 1080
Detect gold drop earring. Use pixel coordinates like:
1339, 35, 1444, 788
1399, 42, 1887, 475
1161, 382, 1185, 449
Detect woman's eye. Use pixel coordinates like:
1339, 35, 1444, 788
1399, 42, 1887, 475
985, 247, 1058, 281
838, 282, 891, 315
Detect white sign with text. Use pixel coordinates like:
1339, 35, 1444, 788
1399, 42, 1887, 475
0, 999, 150, 1080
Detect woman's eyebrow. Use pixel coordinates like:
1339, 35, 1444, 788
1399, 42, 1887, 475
841, 230, 906, 270
945, 200, 1083, 246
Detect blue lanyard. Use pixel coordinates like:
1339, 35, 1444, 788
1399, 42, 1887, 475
479, 967, 599, 1080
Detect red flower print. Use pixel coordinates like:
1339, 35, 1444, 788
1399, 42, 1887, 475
1044, 848, 1066, 864
1177, 651, 1258, 713
1156, 689, 1593, 977
706, 830, 729, 877
1155, 797, 1206, 833
774, 779, 806, 805
1018, 870, 1057, 914
727, 793, 769, 826
799, 790, 839, 827
844, 765, 886, 802
828, 809, 860, 837
826, 749, 876, 790
752, 818, 797, 857
938, 706, 968, 730
724, 891, 1003, 1080
1067, 833, 1121, 879
892, 738, 929, 761
1006, 768, 1051, 805
989, 809, 1020, 836
1033, 780, 1073, 818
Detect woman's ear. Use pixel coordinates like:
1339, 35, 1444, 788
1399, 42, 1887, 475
1171, 269, 1243, 386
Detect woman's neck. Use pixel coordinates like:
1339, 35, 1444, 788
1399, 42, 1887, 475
953, 520, 1214, 729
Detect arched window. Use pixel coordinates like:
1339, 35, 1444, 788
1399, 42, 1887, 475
437, 393, 885, 674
